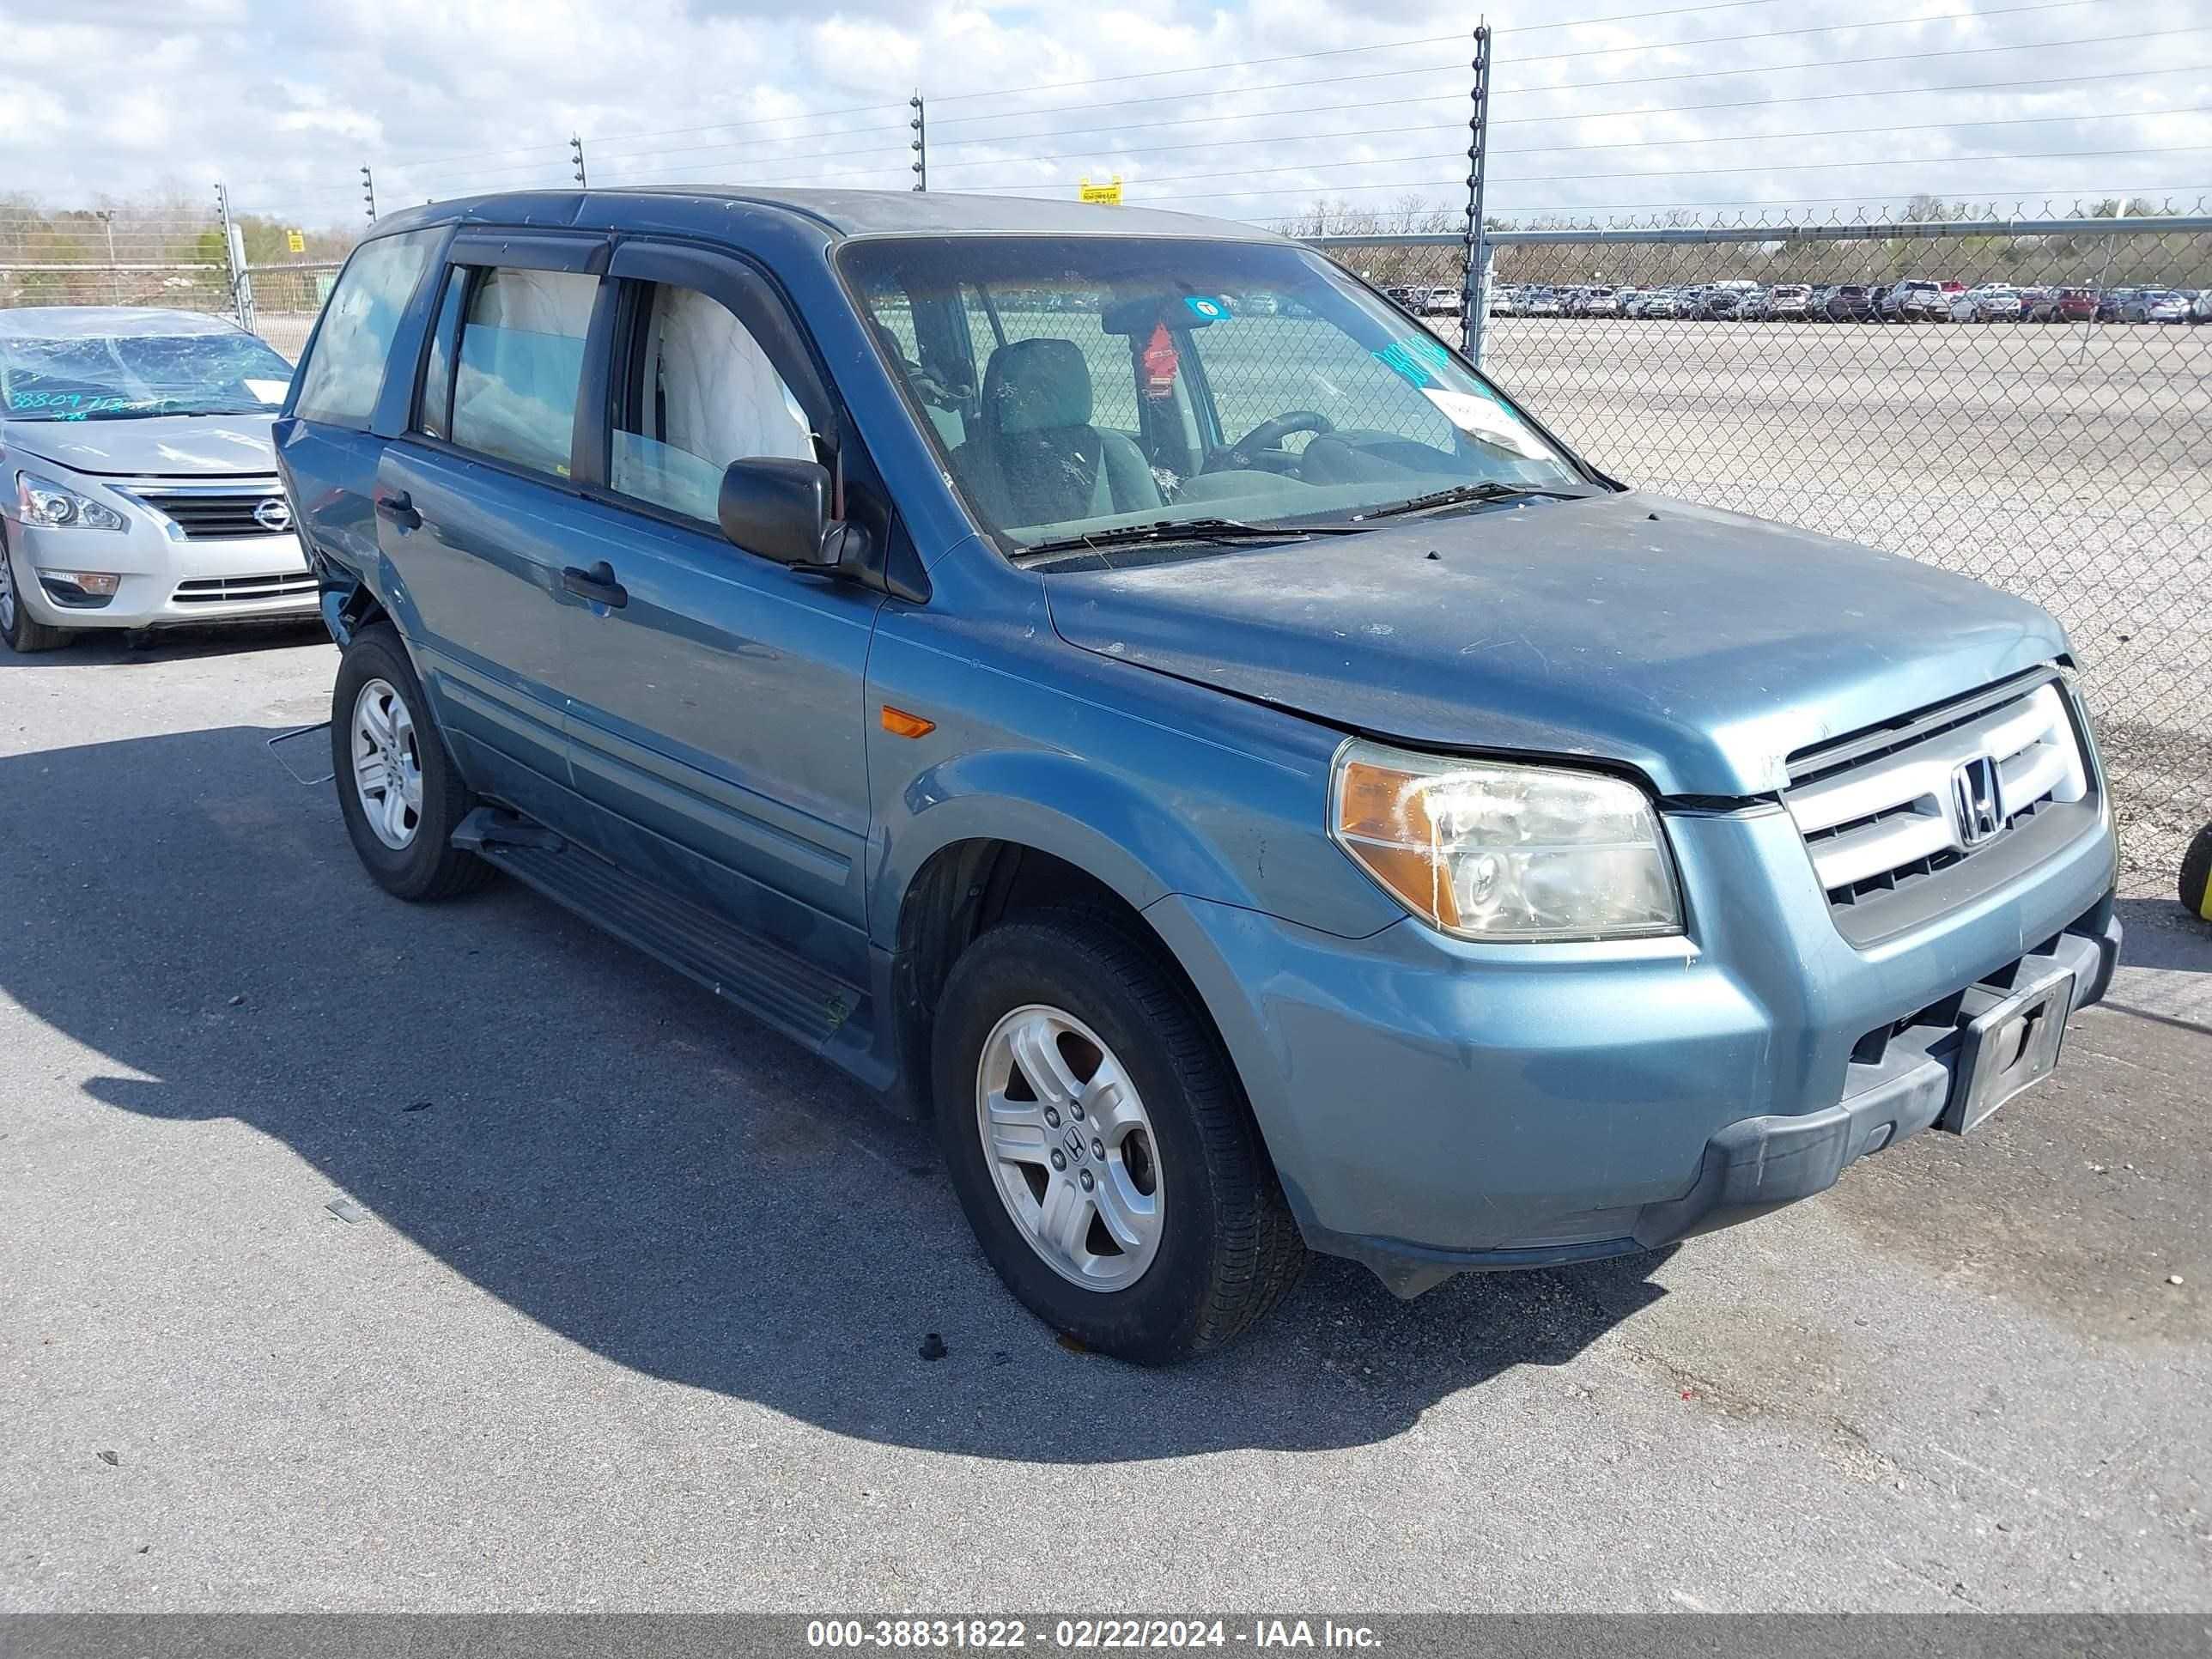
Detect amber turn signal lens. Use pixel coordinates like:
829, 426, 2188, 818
880, 705, 937, 739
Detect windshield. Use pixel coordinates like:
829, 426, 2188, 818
841, 235, 1591, 553
1, 329, 294, 422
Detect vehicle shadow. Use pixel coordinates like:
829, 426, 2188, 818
0, 725, 1671, 1462
0, 621, 330, 670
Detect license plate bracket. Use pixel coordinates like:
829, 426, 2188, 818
1940, 967, 2075, 1134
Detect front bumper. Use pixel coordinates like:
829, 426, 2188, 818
1146, 798, 2120, 1297
9, 517, 315, 630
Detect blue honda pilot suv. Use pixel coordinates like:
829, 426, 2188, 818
273, 189, 2121, 1363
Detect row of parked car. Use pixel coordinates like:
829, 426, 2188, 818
1480, 280, 2212, 324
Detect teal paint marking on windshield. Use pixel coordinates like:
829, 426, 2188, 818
1372, 332, 1451, 388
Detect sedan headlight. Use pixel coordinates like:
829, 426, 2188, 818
1330, 739, 1682, 941
15, 471, 127, 532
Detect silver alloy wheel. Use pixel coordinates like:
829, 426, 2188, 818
350, 677, 424, 851
0, 544, 15, 635
975, 1003, 1164, 1292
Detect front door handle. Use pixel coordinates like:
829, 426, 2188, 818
374, 490, 422, 530
561, 560, 629, 610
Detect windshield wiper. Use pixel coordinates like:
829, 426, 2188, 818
1352, 481, 1597, 522
1014, 515, 1358, 559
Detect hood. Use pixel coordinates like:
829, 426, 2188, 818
3, 413, 278, 478
1044, 491, 2069, 799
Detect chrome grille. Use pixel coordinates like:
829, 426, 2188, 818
172, 572, 317, 605
1785, 678, 2089, 910
126, 479, 292, 539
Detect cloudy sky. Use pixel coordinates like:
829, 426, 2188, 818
8, 0, 2209, 228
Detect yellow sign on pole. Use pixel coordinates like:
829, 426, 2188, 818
1078, 175, 1123, 206
286, 228, 306, 254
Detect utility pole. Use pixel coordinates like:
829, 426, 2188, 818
1461, 21, 1492, 366
909, 92, 927, 191
361, 164, 378, 223
570, 134, 588, 188
94, 210, 116, 267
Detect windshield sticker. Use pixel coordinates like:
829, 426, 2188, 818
1419, 387, 1554, 459
244, 379, 290, 404
1182, 295, 1230, 322
1372, 332, 1452, 388
1140, 322, 1180, 400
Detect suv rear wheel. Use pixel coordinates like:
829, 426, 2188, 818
331, 623, 493, 902
933, 913, 1308, 1364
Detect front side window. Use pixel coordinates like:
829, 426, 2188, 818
294, 229, 436, 428
2, 326, 294, 422
450, 267, 597, 477
609, 281, 815, 526
841, 235, 1590, 555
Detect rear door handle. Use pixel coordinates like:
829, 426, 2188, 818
561, 560, 628, 610
374, 491, 422, 530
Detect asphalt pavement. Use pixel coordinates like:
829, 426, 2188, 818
3, 627, 2208, 1612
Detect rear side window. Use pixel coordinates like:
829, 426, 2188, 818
451, 267, 597, 478
293, 229, 436, 428
609, 280, 815, 526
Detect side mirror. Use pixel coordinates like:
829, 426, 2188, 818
718, 457, 860, 569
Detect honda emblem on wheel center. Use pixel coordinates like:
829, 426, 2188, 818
1952, 755, 2004, 846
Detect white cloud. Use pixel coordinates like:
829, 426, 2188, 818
5, 0, 2208, 229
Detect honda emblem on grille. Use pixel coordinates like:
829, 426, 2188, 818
253, 496, 293, 532
1951, 756, 2004, 846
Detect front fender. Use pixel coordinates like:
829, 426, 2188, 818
875, 747, 1255, 939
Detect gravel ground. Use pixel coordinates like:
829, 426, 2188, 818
2, 629, 2209, 1613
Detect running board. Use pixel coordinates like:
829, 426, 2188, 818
459, 815, 876, 1062
452, 805, 567, 854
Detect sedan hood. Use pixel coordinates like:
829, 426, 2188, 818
1045, 491, 2069, 799
3, 414, 278, 478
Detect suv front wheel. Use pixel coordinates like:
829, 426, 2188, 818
330, 623, 493, 902
933, 913, 1308, 1364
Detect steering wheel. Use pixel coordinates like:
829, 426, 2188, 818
1216, 410, 1334, 470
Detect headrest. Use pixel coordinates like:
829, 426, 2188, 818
982, 337, 1094, 435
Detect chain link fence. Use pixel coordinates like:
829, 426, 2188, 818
1310, 207, 2212, 896
240, 262, 343, 360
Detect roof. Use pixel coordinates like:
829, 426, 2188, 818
0, 307, 252, 340
379, 186, 1275, 244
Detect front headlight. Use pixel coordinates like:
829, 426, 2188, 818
1330, 738, 1682, 941
15, 471, 127, 532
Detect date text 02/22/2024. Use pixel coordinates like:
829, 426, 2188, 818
804, 1620, 1383, 1650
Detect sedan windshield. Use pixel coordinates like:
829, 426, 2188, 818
839, 235, 1594, 555
1, 329, 294, 422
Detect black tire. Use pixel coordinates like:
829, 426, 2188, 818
0, 532, 74, 654
933, 912, 1308, 1364
329, 623, 493, 902
2181, 823, 2212, 925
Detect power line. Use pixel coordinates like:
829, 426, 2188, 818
926, 18, 2186, 135
587, 100, 908, 150
1495, 23, 2207, 100
839, 60, 2212, 166
924, 0, 2081, 110
593, 146, 910, 182
913, 104, 2212, 179
1496, 0, 2093, 73
590, 121, 910, 165
1489, 143, 2212, 187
